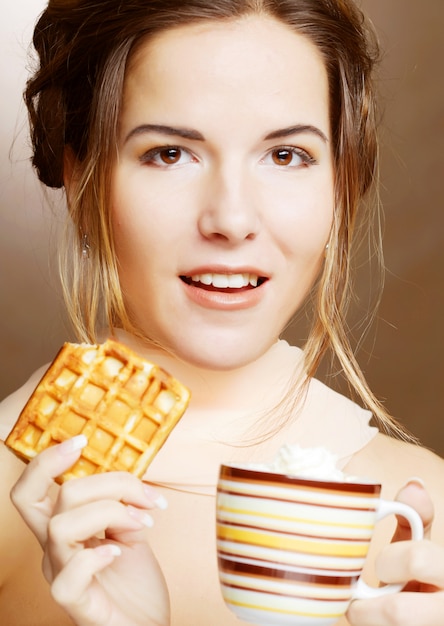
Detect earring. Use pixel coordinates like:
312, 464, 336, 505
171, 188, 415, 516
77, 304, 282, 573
324, 242, 330, 258
81, 233, 91, 259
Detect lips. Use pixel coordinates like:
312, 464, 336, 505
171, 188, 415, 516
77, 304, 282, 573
179, 269, 269, 310
180, 272, 267, 291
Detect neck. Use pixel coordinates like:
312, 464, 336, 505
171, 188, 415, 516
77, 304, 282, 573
112, 329, 305, 415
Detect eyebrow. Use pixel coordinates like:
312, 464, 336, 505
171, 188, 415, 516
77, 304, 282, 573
264, 124, 328, 143
124, 122, 328, 145
124, 124, 204, 143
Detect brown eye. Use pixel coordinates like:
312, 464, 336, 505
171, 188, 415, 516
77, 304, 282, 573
159, 147, 182, 164
265, 147, 317, 168
271, 148, 297, 166
140, 146, 195, 167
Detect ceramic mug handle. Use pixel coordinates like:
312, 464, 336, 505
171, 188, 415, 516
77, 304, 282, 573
354, 499, 424, 599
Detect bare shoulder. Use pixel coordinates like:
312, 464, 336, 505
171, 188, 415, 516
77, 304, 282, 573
0, 359, 106, 623
0, 444, 73, 624
0, 364, 47, 439
0, 442, 30, 575
0, 366, 47, 584
346, 431, 444, 488
0, 363, 74, 624
345, 431, 444, 536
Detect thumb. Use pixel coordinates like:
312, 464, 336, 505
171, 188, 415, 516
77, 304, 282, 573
391, 478, 433, 543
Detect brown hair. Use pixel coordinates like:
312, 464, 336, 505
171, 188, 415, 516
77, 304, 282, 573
25, 0, 408, 437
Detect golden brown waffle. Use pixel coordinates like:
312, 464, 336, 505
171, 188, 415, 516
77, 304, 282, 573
5, 339, 190, 482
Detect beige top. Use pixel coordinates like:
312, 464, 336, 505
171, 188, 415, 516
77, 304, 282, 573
0, 337, 378, 488
3, 338, 444, 626
0, 336, 381, 626
144, 365, 379, 495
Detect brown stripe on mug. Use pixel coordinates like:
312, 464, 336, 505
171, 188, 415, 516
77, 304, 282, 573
218, 557, 359, 587
219, 465, 380, 496
217, 549, 364, 575
220, 581, 353, 603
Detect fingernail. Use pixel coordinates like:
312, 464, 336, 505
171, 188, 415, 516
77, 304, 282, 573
406, 477, 426, 489
127, 505, 154, 528
95, 544, 122, 557
58, 434, 88, 455
143, 485, 168, 510
154, 494, 168, 510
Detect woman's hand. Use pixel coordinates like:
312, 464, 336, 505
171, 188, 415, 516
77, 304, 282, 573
10, 435, 170, 626
347, 480, 444, 625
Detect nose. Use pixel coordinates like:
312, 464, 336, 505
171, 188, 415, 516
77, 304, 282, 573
198, 165, 260, 243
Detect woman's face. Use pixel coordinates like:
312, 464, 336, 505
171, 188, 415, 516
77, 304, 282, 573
112, 15, 334, 370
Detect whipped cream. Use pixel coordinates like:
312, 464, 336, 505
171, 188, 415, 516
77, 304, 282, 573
248, 444, 351, 482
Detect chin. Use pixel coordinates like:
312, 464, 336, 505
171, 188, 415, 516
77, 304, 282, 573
175, 338, 275, 372
132, 321, 279, 372
188, 355, 251, 372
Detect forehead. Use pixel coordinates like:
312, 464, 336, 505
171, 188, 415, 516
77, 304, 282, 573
121, 15, 330, 138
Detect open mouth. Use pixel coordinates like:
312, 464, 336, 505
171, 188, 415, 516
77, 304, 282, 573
180, 273, 267, 292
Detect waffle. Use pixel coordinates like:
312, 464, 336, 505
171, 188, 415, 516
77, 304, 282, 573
5, 339, 190, 482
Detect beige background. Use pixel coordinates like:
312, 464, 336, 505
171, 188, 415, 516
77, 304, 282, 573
1, 2, 443, 452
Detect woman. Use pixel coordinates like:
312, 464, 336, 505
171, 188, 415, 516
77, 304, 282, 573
1, 1, 444, 625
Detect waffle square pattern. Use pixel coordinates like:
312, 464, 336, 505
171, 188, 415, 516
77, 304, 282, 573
5, 339, 190, 482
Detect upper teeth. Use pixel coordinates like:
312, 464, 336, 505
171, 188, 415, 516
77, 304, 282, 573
190, 273, 259, 288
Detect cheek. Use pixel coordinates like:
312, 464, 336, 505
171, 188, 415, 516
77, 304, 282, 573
109, 191, 154, 285
271, 187, 334, 259
110, 180, 161, 257
111, 171, 192, 245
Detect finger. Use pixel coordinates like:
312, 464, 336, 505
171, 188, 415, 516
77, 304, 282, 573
54, 471, 168, 515
47, 500, 154, 566
51, 543, 122, 626
391, 478, 433, 542
10, 435, 88, 544
347, 591, 444, 626
375, 539, 444, 589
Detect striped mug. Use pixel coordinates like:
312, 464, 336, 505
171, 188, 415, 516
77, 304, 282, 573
216, 464, 423, 626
